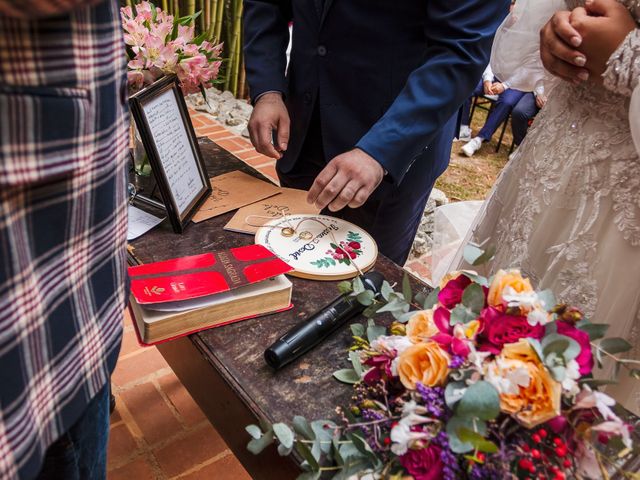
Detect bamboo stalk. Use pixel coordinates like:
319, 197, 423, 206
173, 0, 180, 17
185, 0, 195, 16
162, 0, 169, 14
208, 0, 218, 40
224, 0, 242, 94
213, 0, 225, 44
200, 0, 206, 32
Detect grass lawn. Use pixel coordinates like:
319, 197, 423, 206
436, 107, 512, 202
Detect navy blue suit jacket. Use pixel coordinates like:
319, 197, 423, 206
243, 0, 509, 187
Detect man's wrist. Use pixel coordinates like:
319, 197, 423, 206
254, 90, 283, 104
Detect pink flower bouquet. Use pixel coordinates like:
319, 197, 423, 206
120, 2, 223, 95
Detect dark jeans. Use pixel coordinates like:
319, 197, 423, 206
511, 92, 539, 146
35, 383, 110, 480
277, 106, 451, 265
460, 80, 486, 126
477, 88, 526, 141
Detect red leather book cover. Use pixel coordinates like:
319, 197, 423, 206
128, 244, 293, 304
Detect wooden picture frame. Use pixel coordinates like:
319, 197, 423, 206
129, 75, 211, 233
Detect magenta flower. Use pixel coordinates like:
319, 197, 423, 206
399, 444, 444, 480
556, 321, 594, 375
438, 274, 471, 309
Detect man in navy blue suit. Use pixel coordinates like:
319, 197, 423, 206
243, 0, 509, 265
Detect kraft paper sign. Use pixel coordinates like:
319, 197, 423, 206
224, 188, 320, 235
191, 171, 280, 223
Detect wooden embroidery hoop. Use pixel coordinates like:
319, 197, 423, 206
254, 214, 378, 281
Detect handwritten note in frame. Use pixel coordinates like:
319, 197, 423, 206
129, 75, 211, 233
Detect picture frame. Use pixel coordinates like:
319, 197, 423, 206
129, 74, 211, 233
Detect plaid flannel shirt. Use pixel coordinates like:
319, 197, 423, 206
0, 1, 128, 478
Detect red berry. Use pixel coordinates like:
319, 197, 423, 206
555, 446, 567, 457
522, 444, 531, 452
528, 465, 536, 473
563, 459, 571, 468
553, 437, 563, 447
519, 459, 533, 470
532, 434, 541, 443
537, 428, 548, 438
554, 473, 566, 480
477, 453, 485, 462
531, 448, 541, 459
383, 437, 391, 445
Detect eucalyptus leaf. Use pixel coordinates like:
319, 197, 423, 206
273, 423, 295, 449
463, 244, 484, 266
349, 351, 364, 376
457, 428, 499, 453
445, 381, 467, 408
245, 424, 262, 440
332, 438, 345, 466
537, 289, 556, 310
578, 322, 610, 341
542, 333, 581, 361
380, 281, 394, 301
456, 381, 500, 421
278, 443, 294, 456
247, 429, 275, 454
402, 273, 413, 304
423, 287, 440, 309
450, 304, 477, 325
352, 277, 365, 295
366, 321, 386, 342
346, 432, 379, 463
338, 281, 353, 295
415, 290, 428, 307
579, 378, 619, 387
333, 368, 361, 384
460, 271, 490, 287
461, 283, 485, 314
311, 420, 336, 454
391, 304, 411, 320
296, 441, 320, 471
599, 337, 633, 355
356, 290, 375, 306
362, 302, 384, 318
350, 323, 365, 338
292, 416, 315, 440
446, 416, 487, 454
397, 311, 416, 324
376, 298, 403, 314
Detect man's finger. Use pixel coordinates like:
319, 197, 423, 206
327, 180, 361, 212
347, 186, 372, 209
313, 171, 349, 211
551, 10, 582, 47
276, 114, 290, 152
307, 162, 338, 205
257, 124, 281, 159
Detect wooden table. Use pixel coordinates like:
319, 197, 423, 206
129, 139, 428, 479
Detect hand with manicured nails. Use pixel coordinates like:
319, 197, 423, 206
306, 148, 384, 212
539, 0, 635, 85
247, 92, 290, 159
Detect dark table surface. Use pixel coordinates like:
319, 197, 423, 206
129, 138, 428, 479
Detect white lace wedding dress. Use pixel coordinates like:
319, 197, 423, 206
453, 0, 640, 414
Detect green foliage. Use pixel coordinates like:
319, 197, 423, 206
576, 321, 609, 341
455, 381, 500, 421
599, 337, 633, 355
463, 243, 496, 266
446, 416, 488, 454
457, 428, 499, 453
333, 369, 360, 385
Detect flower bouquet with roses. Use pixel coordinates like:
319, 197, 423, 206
120, 2, 223, 95
245, 247, 639, 479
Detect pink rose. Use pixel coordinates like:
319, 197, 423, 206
479, 306, 544, 354
399, 444, 444, 480
438, 274, 471, 309
556, 321, 594, 375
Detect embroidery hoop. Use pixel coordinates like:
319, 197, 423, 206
254, 214, 378, 281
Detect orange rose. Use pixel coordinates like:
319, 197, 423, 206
487, 269, 533, 307
397, 341, 450, 390
489, 339, 561, 428
406, 309, 439, 343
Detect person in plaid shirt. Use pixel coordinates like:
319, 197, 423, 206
0, 0, 128, 478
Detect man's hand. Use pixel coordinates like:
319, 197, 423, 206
483, 80, 494, 95
247, 92, 290, 159
535, 94, 547, 109
570, 0, 636, 79
491, 82, 506, 94
540, 10, 590, 84
307, 149, 384, 212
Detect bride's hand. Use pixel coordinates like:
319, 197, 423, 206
570, 0, 636, 81
540, 10, 590, 84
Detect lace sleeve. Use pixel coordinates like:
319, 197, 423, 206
603, 28, 640, 97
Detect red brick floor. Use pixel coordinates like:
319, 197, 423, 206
107, 109, 432, 480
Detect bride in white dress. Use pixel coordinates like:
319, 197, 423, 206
452, 0, 640, 413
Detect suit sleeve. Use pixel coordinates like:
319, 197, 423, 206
243, 0, 292, 104
356, 0, 510, 185
0, 0, 100, 18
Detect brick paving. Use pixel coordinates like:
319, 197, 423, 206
107, 109, 432, 479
